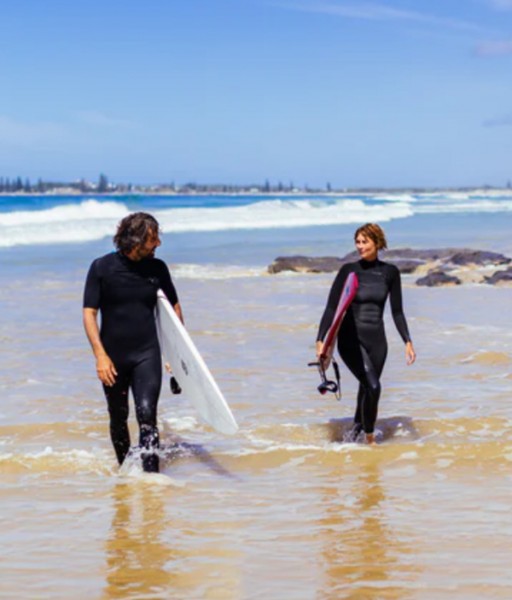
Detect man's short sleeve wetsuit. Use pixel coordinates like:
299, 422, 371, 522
317, 259, 411, 435
83, 251, 178, 361
83, 251, 179, 470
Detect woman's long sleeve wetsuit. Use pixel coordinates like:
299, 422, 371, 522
317, 259, 411, 434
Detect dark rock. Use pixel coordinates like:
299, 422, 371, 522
342, 248, 471, 262
267, 248, 512, 278
484, 267, 512, 285
267, 255, 345, 274
416, 270, 462, 287
389, 259, 426, 274
344, 247, 511, 266
448, 250, 511, 266
268, 250, 434, 275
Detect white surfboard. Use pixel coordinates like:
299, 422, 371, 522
155, 290, 239, 434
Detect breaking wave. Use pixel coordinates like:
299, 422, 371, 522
1, 191, 511, 248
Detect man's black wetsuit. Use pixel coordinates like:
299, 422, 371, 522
317, 259, 411, 435
83, 251, 178, 471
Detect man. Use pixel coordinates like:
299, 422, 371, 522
83, 212, 183, 473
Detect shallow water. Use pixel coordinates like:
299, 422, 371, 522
1, 257, 511, 598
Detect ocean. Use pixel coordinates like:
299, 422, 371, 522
1, 192, 511, 599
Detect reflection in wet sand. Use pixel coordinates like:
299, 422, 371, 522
318, 460, 420, 599
103, 482, 177, 599
103, 472, 243, 598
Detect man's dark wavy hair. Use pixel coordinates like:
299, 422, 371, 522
113, 212, 160, 253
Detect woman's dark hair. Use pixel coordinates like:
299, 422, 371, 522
113, 212, 160, 252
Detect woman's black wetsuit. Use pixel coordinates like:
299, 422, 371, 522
317, 259, 411, 435
83, 251, 178, 471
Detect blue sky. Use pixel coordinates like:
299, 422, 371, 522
1, 0, 511, 187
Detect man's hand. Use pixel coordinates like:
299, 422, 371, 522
83, 308, 118, 386
96, 354, 117, 387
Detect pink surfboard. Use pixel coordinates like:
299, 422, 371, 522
320, 272, 359, 359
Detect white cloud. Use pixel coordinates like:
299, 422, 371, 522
275, 1, 482, 32
488, 0, 512, 10
475, 40, 512, 56
0, 116, 66, 146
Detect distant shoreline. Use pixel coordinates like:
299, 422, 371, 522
1, 187, 511, 198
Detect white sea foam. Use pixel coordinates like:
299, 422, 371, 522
2, 193, 511, 248
120, 465, 185, 487
173, 264, 266, 279
0, 197, 412, 247
397, 451, 419, 460
239, 432, 369, 455
372, 193, 417, 202
27, 446, 106, 463
414, 199, 512, 214
0, 199, 129, 247
417, 190, 512, 202
385, 465, 418, 477
163, 415, 200, 432
0, 199, 127, 226
154, 198, 413, 233
0, 445, 112, 475
231, 442, 350, 456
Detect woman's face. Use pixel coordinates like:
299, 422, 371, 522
355, 233, 378, 261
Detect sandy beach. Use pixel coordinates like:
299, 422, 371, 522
1, 193, 511, 599
5, 0, 512, 591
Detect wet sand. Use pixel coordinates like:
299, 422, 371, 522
1, 266, 511, 599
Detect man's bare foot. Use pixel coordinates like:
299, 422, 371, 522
366, 433, 376, 445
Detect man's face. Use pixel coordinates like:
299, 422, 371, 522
133, 228, 161, 260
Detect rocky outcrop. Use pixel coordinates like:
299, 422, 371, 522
267, 255, 344, 274
267, 248, 512, 286
448, 250, 511, 266
416, 270, 462, 287
484, 267, 512, 285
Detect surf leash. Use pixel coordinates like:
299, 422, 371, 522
308, 358, 341, 401
170, 375, 182, 395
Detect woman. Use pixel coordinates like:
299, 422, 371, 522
316, 223, 416, 444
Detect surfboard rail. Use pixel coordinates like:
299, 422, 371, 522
321, 272, 359, 359
155, 290, 239, 435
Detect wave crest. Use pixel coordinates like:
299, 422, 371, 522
3, 191, 511, 248
0, 199, 129, 247
0, 197, 413, 248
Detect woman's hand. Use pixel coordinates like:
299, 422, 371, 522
405, 341, 416, 365
316, 340, 331, 370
